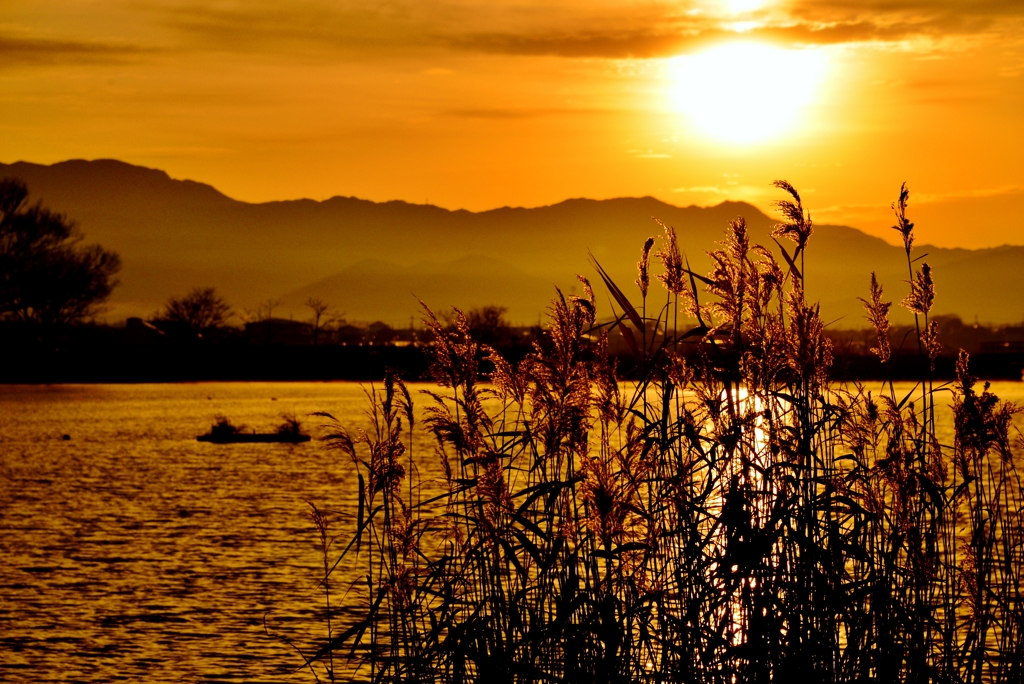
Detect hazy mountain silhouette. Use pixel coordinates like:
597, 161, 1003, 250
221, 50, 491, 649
2, 158, 1022, 326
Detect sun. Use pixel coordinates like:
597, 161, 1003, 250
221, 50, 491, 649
668, 42, 827, 145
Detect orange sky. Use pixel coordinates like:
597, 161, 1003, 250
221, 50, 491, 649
2, 0, 1023, 248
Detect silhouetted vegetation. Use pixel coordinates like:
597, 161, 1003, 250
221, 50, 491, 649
2, 297, 1023, 383
209, 414, 244, 437
276, 413, 304, 437
158, 286, 232, 338
0, 304, 545, 381
0, 178, 120, 328
463, 305, 514, 347
301, 183, 1024, 683
305, 297, 336, 346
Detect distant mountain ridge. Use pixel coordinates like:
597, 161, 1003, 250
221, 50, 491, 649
2, 158, 1022, 326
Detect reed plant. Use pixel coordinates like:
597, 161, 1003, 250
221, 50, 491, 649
302, 182, 1024, 683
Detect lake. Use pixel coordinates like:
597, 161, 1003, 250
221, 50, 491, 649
2, 380, 1023, 682
0, 382, 443, 683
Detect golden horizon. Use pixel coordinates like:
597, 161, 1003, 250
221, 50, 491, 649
1, 0, 1023, 248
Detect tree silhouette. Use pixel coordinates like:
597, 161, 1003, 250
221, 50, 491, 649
0, 178, 120, 326
248, 298, 283, 344
161, 287, 231, 336
305, 297, 334, 346
255, 298, 281, 322
466, 305, 514, 348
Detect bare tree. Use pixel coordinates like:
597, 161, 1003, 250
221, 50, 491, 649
243, 298, 282, 323
305, 297, 330, 346
161, 287, 231, 336
260, 298, 281, 321
255, 298, 282, 344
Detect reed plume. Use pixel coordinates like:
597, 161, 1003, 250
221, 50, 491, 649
860, 272, 892, 363
295, 180, 1024, 684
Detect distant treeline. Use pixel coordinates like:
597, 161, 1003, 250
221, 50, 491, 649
603, 313, 1024, 381
0, 305, 541, 383
826, 313, 1024, 359
828, 314, 1024, 380
3, 310, 1024, 383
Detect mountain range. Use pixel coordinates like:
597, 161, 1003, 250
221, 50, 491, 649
1, 158, 1021, 328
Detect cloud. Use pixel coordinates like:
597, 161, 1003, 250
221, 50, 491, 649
442, 107, 597, 119
455, 13, 1024, 59
158, 1, 439, 58
0, 33, 150, 66
674, 185, 728, 194
911, 184, 1024, 204
634, 150, 672, 158
11, 0, 1023, 67
452, 0, 1024, 58
814, 184, 1024, 218
673, 183, 780, 202
452, 29, 702, 59
795, 0, 1021, 23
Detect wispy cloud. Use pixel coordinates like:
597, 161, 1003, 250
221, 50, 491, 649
674, 185, 728, 193
671, 181, 784, 206
157, 1, 440, 57
7, 0, 1023, 68
913, 184, 1024, 204
442, 107, 599, 119
814, 184, 1024, 219
0, 33, 150, 67
451, 29, 703, 59
155, 0, 1024, 59
454, 9, 1024, 59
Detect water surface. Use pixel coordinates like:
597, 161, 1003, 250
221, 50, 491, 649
0, 382, 430, 683
2, 380, 1022, 681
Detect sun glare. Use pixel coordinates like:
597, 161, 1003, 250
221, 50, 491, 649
724, 0, 768, 13
669, 42, 827, 145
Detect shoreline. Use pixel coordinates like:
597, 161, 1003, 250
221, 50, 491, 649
1, 344, 1020, 383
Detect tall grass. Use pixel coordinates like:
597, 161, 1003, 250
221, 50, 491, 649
304, 182, 1024, 683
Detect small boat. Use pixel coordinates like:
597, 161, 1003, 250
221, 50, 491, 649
197, 414, 311, 444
